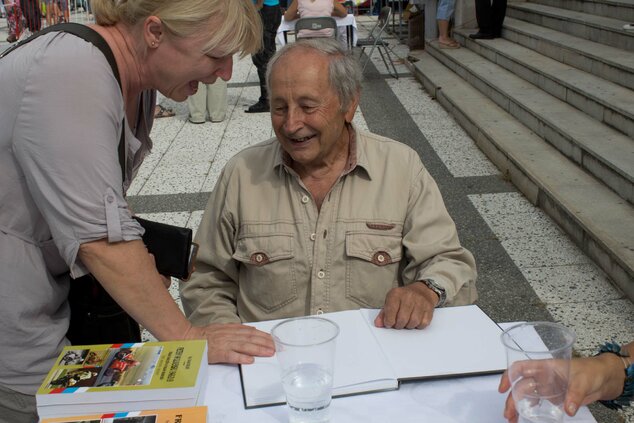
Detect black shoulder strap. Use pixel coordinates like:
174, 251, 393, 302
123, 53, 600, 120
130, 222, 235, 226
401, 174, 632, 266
1, 23, 126, 182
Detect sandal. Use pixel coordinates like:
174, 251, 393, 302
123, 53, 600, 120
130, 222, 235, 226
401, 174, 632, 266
154, 104, 175, 119
438, 39, 460, 49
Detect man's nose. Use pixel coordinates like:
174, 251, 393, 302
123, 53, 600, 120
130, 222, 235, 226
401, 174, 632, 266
284, 107, 303, 133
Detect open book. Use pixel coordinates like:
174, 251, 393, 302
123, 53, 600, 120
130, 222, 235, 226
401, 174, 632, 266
240, 305, 506, 408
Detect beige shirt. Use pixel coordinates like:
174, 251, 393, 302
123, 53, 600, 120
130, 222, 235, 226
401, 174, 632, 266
181, 126, 477, 325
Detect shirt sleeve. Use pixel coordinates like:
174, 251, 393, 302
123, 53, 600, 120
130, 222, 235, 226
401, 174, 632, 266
11, 33, 143, 277
401, 156, 478, 305
180, 165, 242, 325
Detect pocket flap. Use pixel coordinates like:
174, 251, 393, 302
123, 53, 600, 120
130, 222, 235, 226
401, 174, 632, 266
345, 232, 402, 265
233, 233, 294, 266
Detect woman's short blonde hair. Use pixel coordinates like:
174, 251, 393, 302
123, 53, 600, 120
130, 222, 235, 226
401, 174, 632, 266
91, 0, 262, 57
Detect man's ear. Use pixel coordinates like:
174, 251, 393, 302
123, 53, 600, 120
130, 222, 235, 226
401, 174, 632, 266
144, 16, 164, 48
344, 93, 360, 123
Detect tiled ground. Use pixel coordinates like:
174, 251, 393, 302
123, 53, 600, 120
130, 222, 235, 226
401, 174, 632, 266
2, 12, 632, 423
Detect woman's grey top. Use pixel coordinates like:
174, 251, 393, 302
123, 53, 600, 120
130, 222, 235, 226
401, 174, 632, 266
0, 31, 153, 394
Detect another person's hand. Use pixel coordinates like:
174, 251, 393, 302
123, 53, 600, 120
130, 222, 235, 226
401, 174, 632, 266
185, 323, 275, 365
374, 281, 439, 329
498, 354, 627, 421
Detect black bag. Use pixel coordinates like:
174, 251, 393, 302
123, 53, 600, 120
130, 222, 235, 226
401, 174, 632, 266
3, 24, 196, 345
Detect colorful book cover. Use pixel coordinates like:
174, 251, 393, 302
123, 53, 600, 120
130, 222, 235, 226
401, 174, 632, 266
36, 340, 207, 415
40, 405, 207, 422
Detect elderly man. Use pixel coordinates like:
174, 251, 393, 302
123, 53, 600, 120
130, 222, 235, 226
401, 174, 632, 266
181, 38, 477, 330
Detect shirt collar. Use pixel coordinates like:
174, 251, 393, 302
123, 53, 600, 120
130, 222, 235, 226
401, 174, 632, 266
274, 122, 373, 180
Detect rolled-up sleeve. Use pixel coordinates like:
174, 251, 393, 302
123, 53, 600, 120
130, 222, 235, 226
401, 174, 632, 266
11, 34, 143, 277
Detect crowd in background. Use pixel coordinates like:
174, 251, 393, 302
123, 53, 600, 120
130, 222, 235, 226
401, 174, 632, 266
2, 0, 92, 43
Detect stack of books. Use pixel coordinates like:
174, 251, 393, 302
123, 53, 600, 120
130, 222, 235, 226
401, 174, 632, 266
36, 340, 208, 420
40, 406, 207, 422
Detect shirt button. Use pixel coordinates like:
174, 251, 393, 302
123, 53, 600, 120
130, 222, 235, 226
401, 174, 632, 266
255, 254, 264, 263
301, 195, 310, 204
377, 254, 385, 263
106, 195, 114, 203
310, 233, 316, 241
317, 270, 325, 279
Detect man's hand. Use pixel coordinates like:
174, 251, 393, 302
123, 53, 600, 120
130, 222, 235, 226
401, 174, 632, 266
374, 281, 439, 329
184, 323, 275, 365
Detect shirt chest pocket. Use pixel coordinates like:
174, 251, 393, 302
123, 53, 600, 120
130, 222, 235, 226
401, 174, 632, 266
345, 232, 403, 308
232, 233, 298, 312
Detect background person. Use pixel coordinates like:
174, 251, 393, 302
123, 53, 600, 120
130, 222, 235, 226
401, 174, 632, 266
0, 1, 274, 421
181, 38, 477, 329
436, 0, 459, 49
245, 0, 282, 113
187, 79, 228, 124
470, 0, 506, 39
283, 0, 347, 39
499, 341, 634, 421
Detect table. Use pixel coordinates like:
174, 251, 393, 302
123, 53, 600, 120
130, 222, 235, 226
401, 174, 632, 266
276, 14, 359, 49
202, 321, 598, 422
203, 364, 597, 423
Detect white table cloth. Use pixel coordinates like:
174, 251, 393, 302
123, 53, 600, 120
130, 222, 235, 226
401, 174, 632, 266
203, 364, 596, 423
276, 14, 358, 48
203, 321, 597, 423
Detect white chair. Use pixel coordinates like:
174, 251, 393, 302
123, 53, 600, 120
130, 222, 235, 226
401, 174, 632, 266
356, 6, 398, 79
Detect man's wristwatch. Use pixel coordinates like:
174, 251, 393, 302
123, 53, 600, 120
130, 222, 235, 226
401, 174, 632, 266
421, 278, 446, 307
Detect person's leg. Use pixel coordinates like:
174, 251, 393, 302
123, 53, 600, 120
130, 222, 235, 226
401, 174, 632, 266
0, 384, 38, 423
187, 82, 207, 124
247, 4, 282, 112
471, 0, 494, 37
206, 79, 228, 122
44, 0, 53, 26
491, 0, 507, 37
436, 0, 458, 47
59, 0, 69, 23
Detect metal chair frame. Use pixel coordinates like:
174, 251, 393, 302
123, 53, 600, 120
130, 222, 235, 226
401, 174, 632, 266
356, 6, 398, 79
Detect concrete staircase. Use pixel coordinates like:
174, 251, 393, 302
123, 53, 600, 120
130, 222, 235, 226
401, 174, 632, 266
408, 0, 634, 299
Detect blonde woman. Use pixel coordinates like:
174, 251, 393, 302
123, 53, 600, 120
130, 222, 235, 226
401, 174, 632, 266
0, 1, 274, 420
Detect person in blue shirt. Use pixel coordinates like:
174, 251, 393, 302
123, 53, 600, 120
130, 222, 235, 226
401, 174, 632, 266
246, 0, 282, 113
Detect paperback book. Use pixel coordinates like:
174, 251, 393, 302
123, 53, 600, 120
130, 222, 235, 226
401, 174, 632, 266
240, 305, 506, 408
40, 406, 208, 422
36, 340, 208, 418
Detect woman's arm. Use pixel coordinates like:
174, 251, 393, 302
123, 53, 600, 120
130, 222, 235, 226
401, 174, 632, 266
284, 0, 299, 20
332, 0, 348, 17
79, 239, 274, 364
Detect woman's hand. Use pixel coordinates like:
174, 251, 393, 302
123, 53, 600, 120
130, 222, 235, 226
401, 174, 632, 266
498, 354, 627, 421
184, 323, 275, 365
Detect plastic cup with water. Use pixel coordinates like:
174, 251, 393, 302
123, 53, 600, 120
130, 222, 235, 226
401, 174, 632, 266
271, 316, 339, 423
501, 322, 576, 423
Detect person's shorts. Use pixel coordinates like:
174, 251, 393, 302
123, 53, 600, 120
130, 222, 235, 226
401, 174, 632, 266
436, 0, 456, 21
45, 0, 68, 9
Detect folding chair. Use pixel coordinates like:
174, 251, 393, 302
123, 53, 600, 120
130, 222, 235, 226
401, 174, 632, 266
294, 16, 338, 41
356, 6, 398, 79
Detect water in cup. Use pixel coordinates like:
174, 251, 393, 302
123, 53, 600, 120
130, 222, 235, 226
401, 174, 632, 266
515, 393, 565, 423
282, 363, 334, 423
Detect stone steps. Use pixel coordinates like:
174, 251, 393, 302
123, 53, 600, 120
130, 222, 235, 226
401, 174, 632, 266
425, 38, 634, 204
507, 2, 634, 51
454, 27, 634, 139
502, 17, 634, 91
408, 51, 634, 300
527, 0, 634, 22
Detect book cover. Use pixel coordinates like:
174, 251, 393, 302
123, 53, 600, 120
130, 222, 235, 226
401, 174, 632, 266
36, 340, 207, 417
40, 405, 208, 422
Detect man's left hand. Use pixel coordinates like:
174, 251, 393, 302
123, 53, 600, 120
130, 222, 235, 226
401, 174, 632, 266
374, 282, 439, 329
